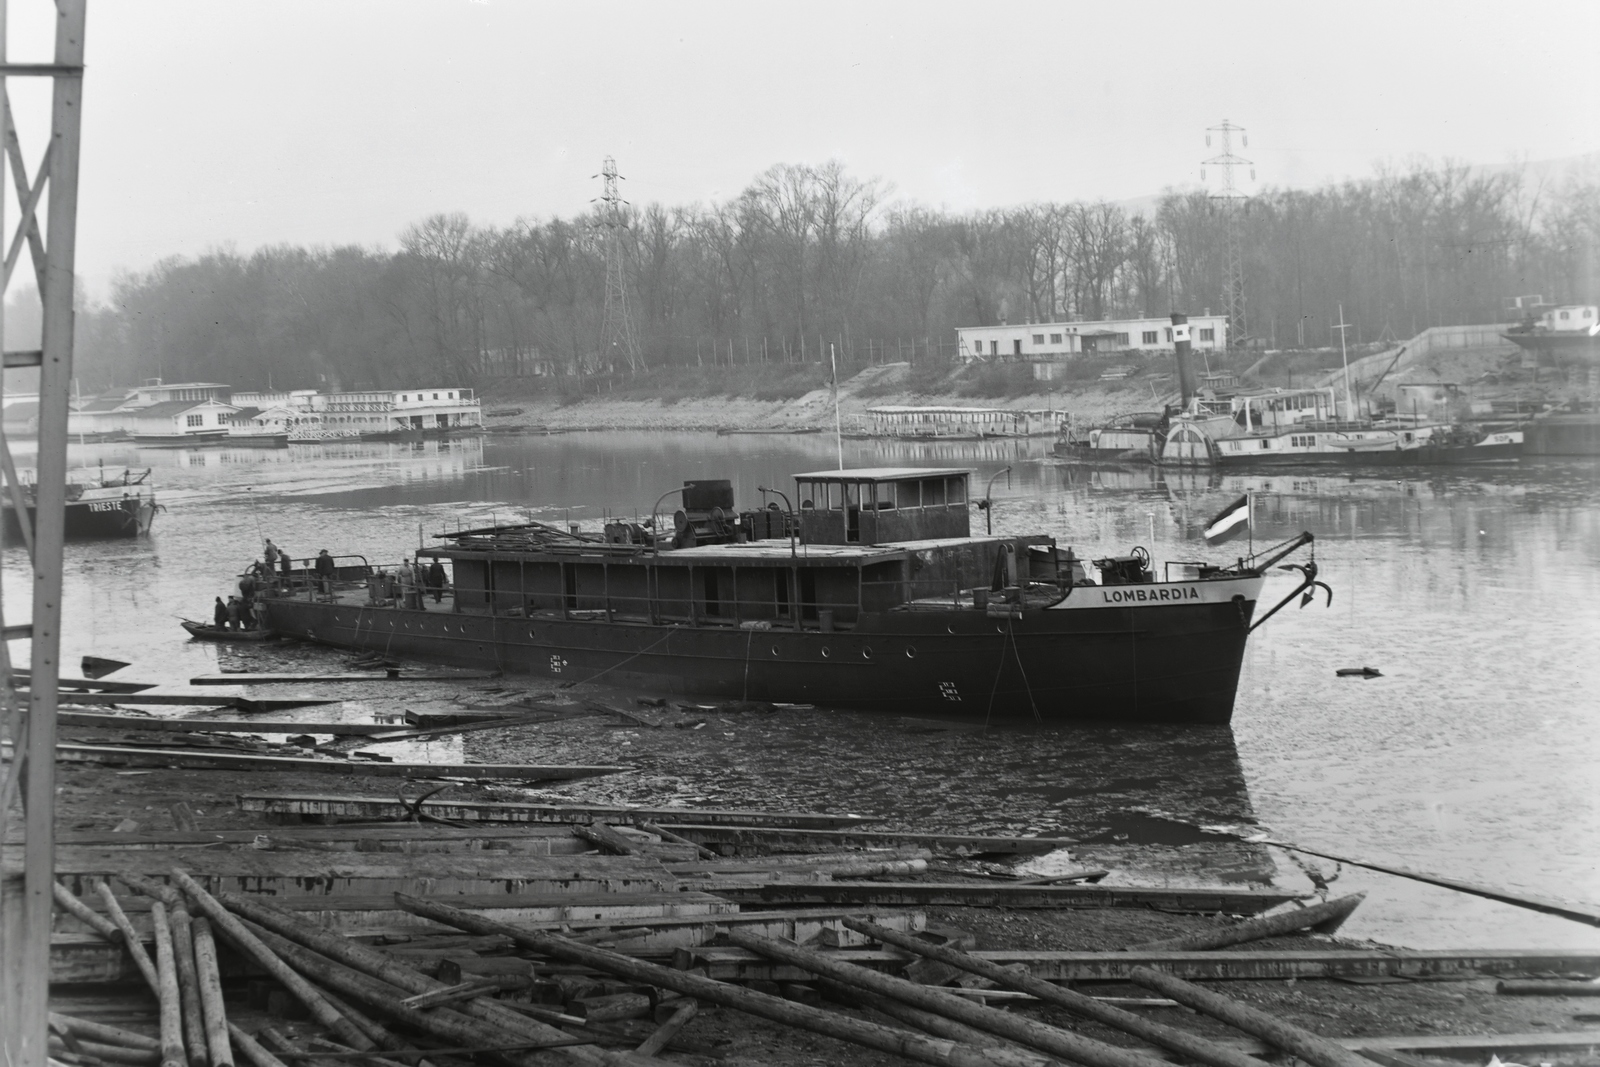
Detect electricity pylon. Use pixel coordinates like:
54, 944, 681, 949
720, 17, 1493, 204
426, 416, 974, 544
596, 156, 643, 373
1203, 120, 1253, 350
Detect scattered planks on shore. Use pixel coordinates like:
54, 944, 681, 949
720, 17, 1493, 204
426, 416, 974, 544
34, 796, 1600, 1067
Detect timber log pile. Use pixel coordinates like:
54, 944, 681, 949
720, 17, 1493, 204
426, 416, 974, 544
26, 809, 1600, 1067
15, 673, 1600, 1064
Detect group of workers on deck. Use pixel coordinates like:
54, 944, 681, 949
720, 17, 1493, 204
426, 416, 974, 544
208, 539, 450, 630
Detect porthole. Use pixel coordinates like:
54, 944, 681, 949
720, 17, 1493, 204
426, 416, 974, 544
862, 647, 873, 660
529, 629, 537, 639
906, 646, 918, 659
946, 625, 955, 634
821, 647, 830, 658
771, 646, 780, 656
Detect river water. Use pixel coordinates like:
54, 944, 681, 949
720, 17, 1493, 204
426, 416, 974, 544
3, 431, 1598, 951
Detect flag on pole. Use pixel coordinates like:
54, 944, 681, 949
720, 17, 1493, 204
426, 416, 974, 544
1204, 494, 1250, 545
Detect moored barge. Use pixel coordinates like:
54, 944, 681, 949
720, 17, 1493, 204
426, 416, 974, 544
259, 467, 1321, 723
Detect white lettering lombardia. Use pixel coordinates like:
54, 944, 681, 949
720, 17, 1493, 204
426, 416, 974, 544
1099, 586, 1203, 604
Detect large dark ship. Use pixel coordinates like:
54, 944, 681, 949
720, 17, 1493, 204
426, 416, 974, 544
1, 466, 158, 541
258, 467, 1323, 724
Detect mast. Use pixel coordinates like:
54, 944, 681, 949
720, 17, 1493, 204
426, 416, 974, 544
1334, 304, 1354, 420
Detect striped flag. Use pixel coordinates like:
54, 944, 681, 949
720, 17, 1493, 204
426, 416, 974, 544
1204, 494, 1251, 545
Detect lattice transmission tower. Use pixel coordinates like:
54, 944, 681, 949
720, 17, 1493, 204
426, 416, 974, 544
1202, 120, 1254, 349
595, 156, 643, 373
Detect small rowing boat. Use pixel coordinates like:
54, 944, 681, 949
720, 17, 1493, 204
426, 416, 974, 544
180, 620, 279, 642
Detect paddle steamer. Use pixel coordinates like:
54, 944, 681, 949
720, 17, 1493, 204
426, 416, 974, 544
258, 467, 1321, 723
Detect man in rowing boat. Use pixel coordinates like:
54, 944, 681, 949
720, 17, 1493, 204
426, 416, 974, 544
213, 597, 228, 629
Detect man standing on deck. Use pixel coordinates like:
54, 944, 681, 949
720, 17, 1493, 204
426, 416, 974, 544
397, 557, 417, 609
426, 558, 447, 602
315, 549, 336, 598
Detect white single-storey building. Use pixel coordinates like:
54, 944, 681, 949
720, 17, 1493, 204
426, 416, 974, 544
957, 315, 1229, 362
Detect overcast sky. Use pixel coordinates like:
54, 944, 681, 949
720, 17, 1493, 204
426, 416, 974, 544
6, 0, 1598, 297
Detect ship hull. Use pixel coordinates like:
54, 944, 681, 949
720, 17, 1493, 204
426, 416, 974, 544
2, 496, 156, 540
262, 580, 1262, 725
1216, 441, 1521, 467
129, 431, 230, 446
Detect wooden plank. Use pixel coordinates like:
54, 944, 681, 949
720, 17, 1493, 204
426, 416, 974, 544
20, 823, 586, 852
711, 881, 1305, 913
656, 823, 1075, 856
15, 742, 623, 780
15, 672, 155, 693
45, 693, 338, 711
189, 671, 499, 685
50, 712, 421, 737
238, 792, 878, 829
26, 849, 677, 899
675, 946, 1600, 984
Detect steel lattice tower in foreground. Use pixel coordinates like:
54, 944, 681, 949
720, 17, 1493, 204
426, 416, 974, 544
597, 156, 643, 373
1203, 120, 1252, 349
0, 2, 88, 1063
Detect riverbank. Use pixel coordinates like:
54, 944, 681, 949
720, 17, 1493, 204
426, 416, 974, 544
481, 363, 1154, 434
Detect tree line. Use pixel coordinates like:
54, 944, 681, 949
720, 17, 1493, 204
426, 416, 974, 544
61, 157, 1600, 392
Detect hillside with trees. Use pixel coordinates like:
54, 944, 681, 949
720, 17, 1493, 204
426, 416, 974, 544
54, 157, 1600, 393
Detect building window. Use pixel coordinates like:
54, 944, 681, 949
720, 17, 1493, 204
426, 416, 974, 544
186, 414, 203, 427
1049, 333, 1062, 344
1559, 311, 1570, 321
1115, 333, 1130, 346
1141, 331, 1159, 345
1032, 334, 1045, 345
433, 393, 439, 399
1165, 328, 1173, 342
1199, 328, 1216, 342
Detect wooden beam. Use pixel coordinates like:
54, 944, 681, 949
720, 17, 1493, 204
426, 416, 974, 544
47, 712, 437, 737
11, 742, 624, 781
672, 946, 1600, 984
47, 693, 338, 711
653, 823, 1074, 855
188, 671, 499, 685
709, 881, 1305, 913
236, 792, 877, 829
25, 823, 587, 853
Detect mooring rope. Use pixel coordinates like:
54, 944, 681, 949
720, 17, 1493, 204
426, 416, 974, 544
566, 625, 680, 689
